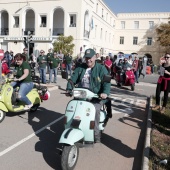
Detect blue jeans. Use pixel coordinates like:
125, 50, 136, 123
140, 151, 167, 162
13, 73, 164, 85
134, 70, 139, 82
11, 82, 34, 105
49, 68, 58, 83
66, 63, 72, 76
39, 67, 46, 84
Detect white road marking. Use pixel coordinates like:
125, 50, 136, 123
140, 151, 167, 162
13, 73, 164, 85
0, 115, 64, 157
110, 96, 147, 115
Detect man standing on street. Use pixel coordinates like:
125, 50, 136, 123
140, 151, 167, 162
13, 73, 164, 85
47, 48, 53, 74
58, 49, 64, 71
22, 48, 29, 62
132, 56, 139, 83
64, 52, 72, 76
37, 50, 47, 84
49, 52, 60, 84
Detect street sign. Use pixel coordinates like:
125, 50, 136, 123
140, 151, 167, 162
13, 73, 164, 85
0, 49, 4, 60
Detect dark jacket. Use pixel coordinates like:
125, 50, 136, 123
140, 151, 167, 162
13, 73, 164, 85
66, 62, 111, 95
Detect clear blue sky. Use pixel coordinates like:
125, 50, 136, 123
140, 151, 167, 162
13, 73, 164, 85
104, 0, 170, 14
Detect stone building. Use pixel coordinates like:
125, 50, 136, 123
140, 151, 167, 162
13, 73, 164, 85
0, 0, 169, 63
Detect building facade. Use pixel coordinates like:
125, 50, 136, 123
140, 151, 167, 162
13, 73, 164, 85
0, 0, 169, 63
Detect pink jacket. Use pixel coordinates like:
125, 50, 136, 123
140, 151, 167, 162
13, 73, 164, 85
104, 59, 112, 68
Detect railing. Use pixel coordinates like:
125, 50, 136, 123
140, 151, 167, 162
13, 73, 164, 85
52, 28, 64, 36
0, 28, 9, 35
24, 28, 35, 35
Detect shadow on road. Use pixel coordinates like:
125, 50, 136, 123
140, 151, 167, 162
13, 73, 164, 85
28, 107, 64, 170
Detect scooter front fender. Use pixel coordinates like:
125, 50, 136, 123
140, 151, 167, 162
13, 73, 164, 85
0, 102, 8, 112
59, 128, 84, 145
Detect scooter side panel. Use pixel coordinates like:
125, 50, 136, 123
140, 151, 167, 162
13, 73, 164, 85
59, 128, 84, 145
27, 89, 41, 104
0, 102, 8, 112
2, 84, 14, 111
75, 101, 96, 142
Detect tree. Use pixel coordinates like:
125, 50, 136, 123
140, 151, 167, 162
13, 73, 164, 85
53, 35, 75, 55
156, 23, 170, 47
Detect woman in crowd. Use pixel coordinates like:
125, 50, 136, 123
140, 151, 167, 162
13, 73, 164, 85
104, 56, 112, 74
153, 53, 170, 114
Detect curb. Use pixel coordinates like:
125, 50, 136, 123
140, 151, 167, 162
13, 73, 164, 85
141, 96, 152, 170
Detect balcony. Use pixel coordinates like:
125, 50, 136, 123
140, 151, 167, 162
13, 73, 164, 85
24, 28, 35, 35
0, 28, 9, 35
52, 28, 64, 36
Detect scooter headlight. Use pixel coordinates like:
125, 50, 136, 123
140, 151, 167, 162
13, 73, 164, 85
73, 90, 87, 98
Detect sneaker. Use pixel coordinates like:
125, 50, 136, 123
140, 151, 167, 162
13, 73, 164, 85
160, 107, 166, 114
106, 113, 112, 118
94, 138, 101, 143
24, 103, 33, 110
152, 105, 160, 110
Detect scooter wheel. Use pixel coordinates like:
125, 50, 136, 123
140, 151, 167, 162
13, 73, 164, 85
0, 110, 6, 123
61, 144, 79, 170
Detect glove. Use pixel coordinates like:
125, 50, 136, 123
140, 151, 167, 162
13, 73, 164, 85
66, 90, 72, 97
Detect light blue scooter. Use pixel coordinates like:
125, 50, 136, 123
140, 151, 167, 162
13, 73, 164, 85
59, 77, 111, 170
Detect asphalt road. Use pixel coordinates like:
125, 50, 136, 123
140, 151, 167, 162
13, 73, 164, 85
0, 74, 158, 170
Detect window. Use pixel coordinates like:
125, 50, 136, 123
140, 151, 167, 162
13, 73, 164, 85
113, 20, 115, 27
147, 37, 152, 45
13, 16, 19, 28
106, 13, 108, 21
105, 31, 107, 41
120, 36, 124, 44
40, 15, 46, 27
69, 14, 76, 27
121, 21, 125, 29
96, 3, 98, 13
133, 37, 138, 45
100, 28, 103, 39
95, 25, 97, 38
102, 8, 104, 18
149, 21, 154, 29
134, 21, 139, 29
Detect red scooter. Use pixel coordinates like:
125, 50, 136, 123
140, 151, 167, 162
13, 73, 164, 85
115, 66, 135, 91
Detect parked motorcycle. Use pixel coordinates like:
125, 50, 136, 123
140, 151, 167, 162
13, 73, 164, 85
114, 66, 135, 91
59, 75, 111, 170
0, 75, 50, 123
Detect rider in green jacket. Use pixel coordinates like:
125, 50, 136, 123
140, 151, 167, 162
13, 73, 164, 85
66, 48, 112, 143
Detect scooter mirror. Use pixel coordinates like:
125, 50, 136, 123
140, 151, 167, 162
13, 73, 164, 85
103, 74, 111, 83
